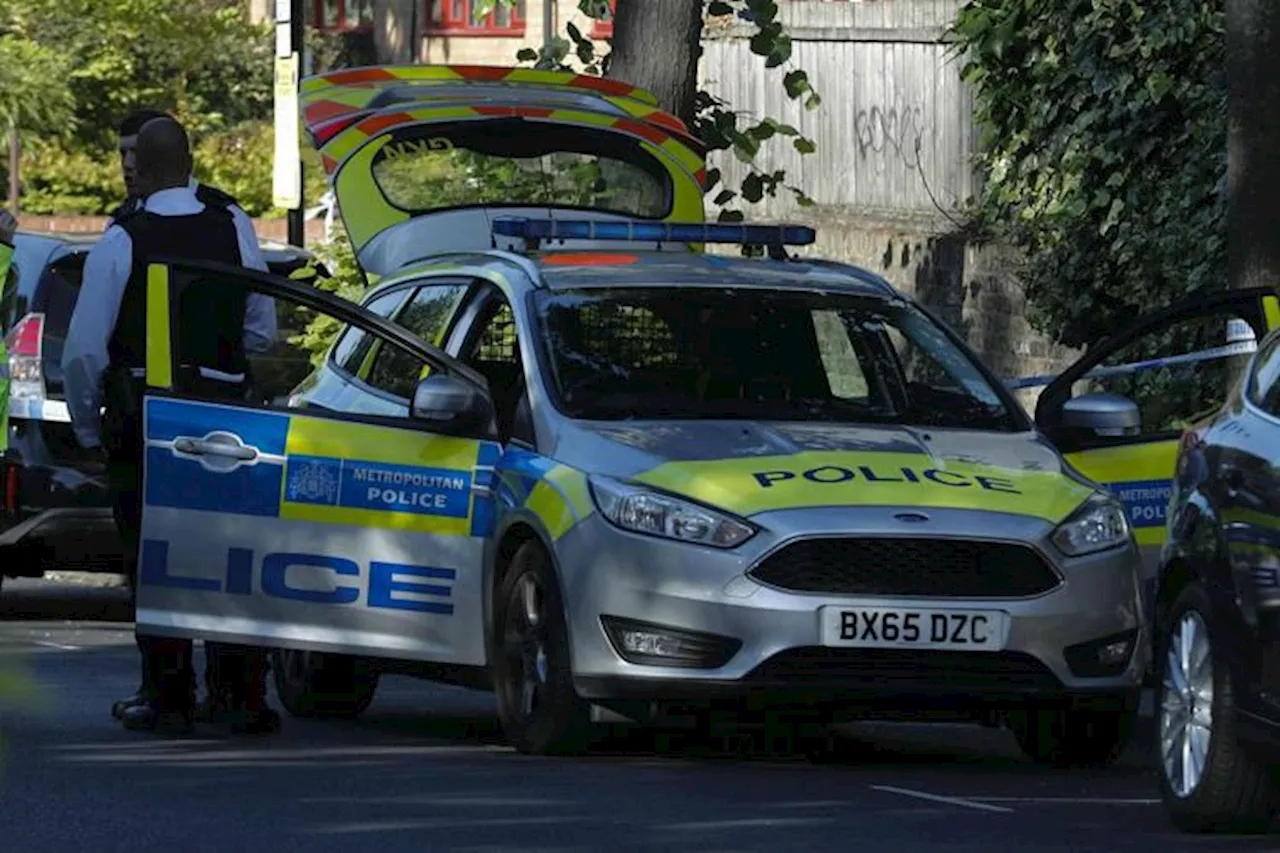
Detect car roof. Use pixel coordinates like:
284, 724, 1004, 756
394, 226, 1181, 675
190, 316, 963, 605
529, 251, 901, 297
375, 249, 903, 303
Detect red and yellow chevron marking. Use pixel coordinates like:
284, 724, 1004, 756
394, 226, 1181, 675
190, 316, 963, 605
301, 64, 660, 106
320, 104, 707, 181
324, 103, 707, 253
298, 64, 702, 154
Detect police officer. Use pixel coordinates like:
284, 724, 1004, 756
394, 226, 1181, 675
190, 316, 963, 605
108, 110, 280, 723
62, 116, 280, 734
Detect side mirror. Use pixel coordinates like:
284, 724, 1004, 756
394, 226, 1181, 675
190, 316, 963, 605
411, 373, 494, 433
1060, 392, 1141, 437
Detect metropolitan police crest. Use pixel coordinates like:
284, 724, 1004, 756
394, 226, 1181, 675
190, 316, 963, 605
287, 459, 339, 505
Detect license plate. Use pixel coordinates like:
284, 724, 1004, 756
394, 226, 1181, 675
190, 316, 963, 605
818, 606, 1010, 650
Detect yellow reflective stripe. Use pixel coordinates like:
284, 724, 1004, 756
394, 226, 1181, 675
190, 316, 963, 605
279, 500, 471, 535
1222, 506, 1280, 532
635, 451, 1096, 524
1132, 528, 1164, 547
1063, 440, 1177, 485
1264, 295, 1280, 332
523, 464, 594, 541
334, 138, 411, 250
0, 241, 13, 280
285, 416, 478, 469
145, 264, 173, 389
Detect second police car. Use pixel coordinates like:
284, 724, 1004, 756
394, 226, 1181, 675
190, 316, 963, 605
129, 65, 1157, 761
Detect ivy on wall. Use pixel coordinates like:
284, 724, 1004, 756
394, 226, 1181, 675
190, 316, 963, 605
950, 0, 1226, 347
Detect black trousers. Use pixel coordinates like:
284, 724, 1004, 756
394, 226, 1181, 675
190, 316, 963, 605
109, 373, 270, 715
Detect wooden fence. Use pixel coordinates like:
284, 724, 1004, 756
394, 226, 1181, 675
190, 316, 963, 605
700, 0, 976, 221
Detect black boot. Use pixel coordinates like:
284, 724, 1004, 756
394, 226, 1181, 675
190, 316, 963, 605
110, 689, 149, 720
120, 703, 194, 735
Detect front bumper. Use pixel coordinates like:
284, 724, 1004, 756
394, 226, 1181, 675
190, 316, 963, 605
555, 505, 1147, 711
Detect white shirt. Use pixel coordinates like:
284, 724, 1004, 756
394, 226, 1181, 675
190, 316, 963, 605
64, 185, 278, 448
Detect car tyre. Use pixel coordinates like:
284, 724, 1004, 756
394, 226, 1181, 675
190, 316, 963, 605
271, 649, 379, 719
1008, 705, 1134, 768
1157, 583, 1278, 834
492, 541, 591, 755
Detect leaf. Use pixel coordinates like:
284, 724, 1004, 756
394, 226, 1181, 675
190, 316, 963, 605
707, 1, 734, 16
794, 137, 816, 154
718, 209, 746, 223
741, 173, 764, 202
804, 92, 822, 111
516, 48, 538, 62
714, 189, 736, 205
783, 69, 810, 99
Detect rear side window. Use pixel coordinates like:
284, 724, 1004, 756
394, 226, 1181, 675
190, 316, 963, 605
364, 282, 469, 399
329, 288, 412, 375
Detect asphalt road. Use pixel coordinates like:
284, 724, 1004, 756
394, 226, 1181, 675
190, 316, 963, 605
1, 574, 1276, 853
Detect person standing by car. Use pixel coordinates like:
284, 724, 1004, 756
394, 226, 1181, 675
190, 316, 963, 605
62, 116, 280, 735
108, 108, 280, 730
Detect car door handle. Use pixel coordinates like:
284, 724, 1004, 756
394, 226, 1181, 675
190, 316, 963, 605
172, 437, 258, 461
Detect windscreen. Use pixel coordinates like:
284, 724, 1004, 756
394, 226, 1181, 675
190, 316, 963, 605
369, 119, 672, 219
533, 288, 1020, 431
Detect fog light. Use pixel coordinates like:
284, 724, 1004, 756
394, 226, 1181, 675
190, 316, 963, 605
601, 615, 741, 669
1064, 628, 1138, 678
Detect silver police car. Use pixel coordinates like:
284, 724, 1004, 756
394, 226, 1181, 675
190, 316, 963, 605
258, 216, 1144, 763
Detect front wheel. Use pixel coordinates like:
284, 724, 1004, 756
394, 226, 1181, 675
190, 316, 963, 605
271, 649, 380, 719
492, 541, 591, 755
1008, 705, 1134, 768
1157, 583, 1278, 833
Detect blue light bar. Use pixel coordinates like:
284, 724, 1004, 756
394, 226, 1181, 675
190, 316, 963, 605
491, 216, 816, 247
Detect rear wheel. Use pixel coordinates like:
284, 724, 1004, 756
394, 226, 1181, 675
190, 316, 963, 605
271, 649, 379, 719
1157, 583, 1278, 833
492, 541, 591, 755
1008, 705, 1134, 767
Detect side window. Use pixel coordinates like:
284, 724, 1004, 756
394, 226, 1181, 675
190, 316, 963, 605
1071, 310, 1258, 436
329, 288, 412, 375
811, 309, 868, 399
463, 296, 531, 443
365, 282, 468, 399
1248, 334, 1280, 416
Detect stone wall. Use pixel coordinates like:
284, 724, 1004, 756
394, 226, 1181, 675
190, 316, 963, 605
790, 209, 1080, 415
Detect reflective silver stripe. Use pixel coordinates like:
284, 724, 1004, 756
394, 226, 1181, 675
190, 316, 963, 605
129, 365, 245, 383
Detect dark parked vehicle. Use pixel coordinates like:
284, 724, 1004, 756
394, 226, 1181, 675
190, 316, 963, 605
1149, 322, 1280, 832
0, 230, 325, 589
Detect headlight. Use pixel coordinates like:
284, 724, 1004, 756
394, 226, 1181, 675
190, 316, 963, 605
1051, 495, 1132, 557
588, 475, 757, 549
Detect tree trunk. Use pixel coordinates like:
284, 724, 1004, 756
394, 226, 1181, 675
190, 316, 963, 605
7, 126, 19, 214
606, 0, 704, 127
1227, 0, 1280, 291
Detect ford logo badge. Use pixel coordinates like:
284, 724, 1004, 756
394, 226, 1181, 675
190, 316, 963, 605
893, 512, 930, 524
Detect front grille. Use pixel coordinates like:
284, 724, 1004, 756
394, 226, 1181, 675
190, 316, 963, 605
748, 537, 1061, 598
747, 647, 1062, 690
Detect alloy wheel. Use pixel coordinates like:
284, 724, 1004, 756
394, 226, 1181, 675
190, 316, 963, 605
1160, 610, 1215, 798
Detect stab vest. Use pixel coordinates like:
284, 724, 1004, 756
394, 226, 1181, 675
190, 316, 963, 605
108, 183, 237, 225
107, 203, 247, 377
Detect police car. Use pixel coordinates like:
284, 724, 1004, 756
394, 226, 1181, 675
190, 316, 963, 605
127, 65, 1280, 762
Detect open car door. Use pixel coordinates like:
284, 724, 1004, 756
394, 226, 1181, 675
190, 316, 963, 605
298, 65, 710, 277
1035, 288, 1280, 609
133, 259, 502, 666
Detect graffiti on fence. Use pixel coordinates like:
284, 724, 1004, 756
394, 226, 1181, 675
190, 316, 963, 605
854, 101, 927, 169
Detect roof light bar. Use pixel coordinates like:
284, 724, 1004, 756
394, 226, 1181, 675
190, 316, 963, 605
491, 217, 816, 247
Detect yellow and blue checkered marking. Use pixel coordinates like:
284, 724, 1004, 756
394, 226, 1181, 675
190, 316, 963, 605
493, 448, 595, 541
144, 398, 502, 537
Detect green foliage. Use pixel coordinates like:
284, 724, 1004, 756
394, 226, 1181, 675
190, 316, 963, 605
372, 145, 667, 217
287, 232, 370, 366
193, 121, 329, 218
949, 0, 1226, 347
0, 0, 276, 213
0, 34, 75, 138
506, 0, 822, 223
